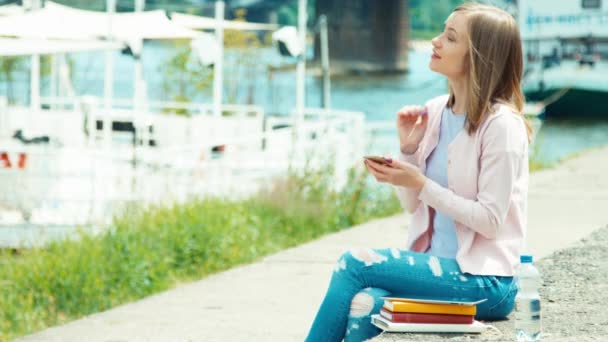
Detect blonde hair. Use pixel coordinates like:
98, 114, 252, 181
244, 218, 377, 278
448, 2, 533, 141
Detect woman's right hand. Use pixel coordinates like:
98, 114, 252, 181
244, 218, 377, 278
396, 105, 428, 154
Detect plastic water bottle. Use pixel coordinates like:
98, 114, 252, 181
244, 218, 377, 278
514, 255, 542, 341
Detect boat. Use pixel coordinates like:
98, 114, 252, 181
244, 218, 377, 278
518, 0, 608, 117
0, 2, 366, 239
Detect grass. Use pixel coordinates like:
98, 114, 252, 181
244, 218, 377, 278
0, 161, 401, 341
529, 148, 552, 172
529, 129, 557, 172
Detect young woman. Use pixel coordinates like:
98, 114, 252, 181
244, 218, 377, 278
305, 3, 533, 341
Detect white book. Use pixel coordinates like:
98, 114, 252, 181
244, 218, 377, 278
380, 296, 487, 306
371, 314, 488, 334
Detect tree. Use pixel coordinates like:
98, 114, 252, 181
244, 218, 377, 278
222, 8, 267, 104
158, 8, 270, 113
276, 0, 316, 27
409, 0, 465, 32
158, 40, 214, 115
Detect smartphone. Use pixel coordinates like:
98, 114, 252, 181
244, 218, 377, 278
364, 155, 390, 165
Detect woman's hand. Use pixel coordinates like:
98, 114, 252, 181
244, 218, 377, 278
364, 157, 427, 190
397, 105, 428, 154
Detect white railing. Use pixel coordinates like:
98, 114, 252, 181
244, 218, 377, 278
365, 120, 399, 156
39, 96, 264, 118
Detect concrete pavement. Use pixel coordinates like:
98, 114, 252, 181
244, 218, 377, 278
15, 146, 608, 342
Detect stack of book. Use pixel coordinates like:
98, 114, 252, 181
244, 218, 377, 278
371, 297, 488, 333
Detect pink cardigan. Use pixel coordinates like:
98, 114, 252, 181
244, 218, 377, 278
395, 94, 529, 276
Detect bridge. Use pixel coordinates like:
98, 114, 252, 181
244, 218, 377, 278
226, 0, 410, 72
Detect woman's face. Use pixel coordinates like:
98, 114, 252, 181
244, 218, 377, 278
429, 12, 469, 80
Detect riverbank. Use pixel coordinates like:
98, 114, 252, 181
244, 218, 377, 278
13, 146, 608, 341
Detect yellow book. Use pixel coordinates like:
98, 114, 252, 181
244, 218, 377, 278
383, 300, 477, 316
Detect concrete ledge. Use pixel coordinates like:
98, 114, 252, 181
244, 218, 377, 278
372, 224, 608, 341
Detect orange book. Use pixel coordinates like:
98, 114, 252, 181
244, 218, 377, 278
382, 298, 479, 316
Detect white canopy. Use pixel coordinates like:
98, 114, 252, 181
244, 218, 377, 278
0, 38, 123, 57
272, 26, 303, 57
0, 4, 23, 16
171, 12, 278, 31
0, 2, 200, 42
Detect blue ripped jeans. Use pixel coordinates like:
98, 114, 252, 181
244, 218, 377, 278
304, 248, 517, 342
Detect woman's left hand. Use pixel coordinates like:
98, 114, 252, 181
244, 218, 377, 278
364, 157, 427, 190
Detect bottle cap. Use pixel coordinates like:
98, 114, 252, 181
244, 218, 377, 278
520, 255, 533, 263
